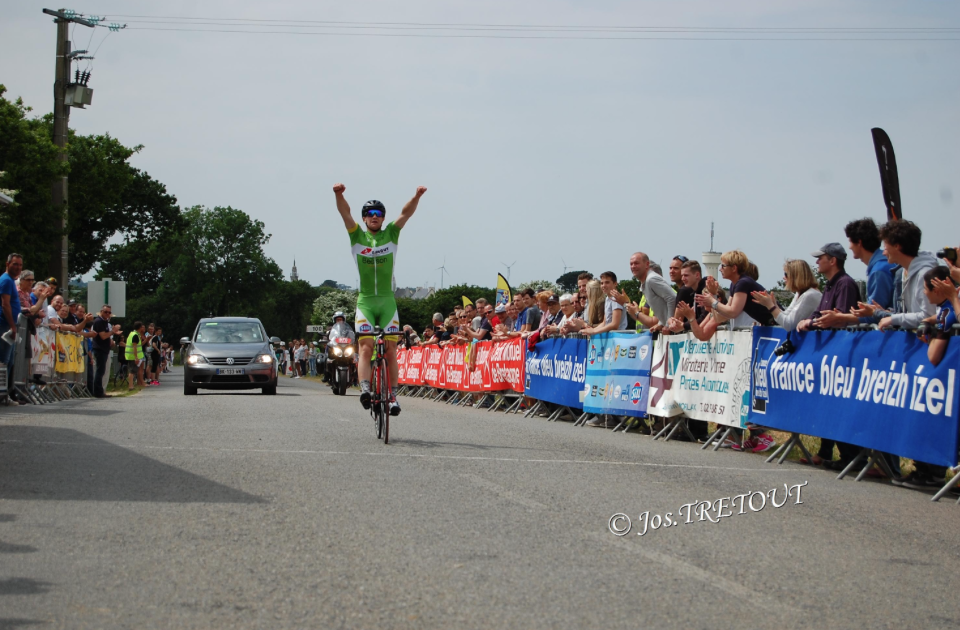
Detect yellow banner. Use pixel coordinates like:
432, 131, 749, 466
55, 333, 86, 374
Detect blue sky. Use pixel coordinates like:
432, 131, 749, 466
2, 1, 958, 290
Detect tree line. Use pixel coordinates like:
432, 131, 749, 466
1, 85, 611, 344
0, 85, 323, 343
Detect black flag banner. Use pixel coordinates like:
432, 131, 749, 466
871, 128, 902, 221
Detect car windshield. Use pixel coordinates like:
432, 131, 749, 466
195, 322, 264, 344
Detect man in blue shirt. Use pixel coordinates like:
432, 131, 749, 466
1, 253, 24, 399
815, 218, 896, 328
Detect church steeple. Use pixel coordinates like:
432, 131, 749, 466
291, 259, 299, 282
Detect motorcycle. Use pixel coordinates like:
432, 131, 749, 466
325, 335, 356, 396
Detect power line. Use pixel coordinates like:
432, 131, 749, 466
100, 14, 960, 32
122, 27, 960, 41
101, 13, 960, 40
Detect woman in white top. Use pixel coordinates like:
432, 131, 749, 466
751, 259, 822, 331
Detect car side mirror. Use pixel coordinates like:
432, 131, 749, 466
270, 336, 281, 344
180, 337, 191, 345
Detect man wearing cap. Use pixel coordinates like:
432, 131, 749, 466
797, 242, 862, 470
797, 243, 861, 331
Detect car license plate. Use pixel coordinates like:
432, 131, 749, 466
216, 368, 245, 375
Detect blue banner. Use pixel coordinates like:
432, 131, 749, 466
749, 327, 959, 467
583, 332, 653, 418
524, 337, 587, 408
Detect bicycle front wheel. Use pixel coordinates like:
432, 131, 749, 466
378, 359, 390, 444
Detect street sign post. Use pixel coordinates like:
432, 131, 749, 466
87, 278, 127, 317
306, 325, 325, 333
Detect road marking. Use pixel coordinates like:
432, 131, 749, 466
590, 532, 802, 614
0, 440, 797, 473
458, 473, 549, 510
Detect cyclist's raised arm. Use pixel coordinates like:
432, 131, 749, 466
394, 186, 427, 230
333, 183, 357, 231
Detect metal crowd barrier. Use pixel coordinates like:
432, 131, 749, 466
5, 317, 93, 405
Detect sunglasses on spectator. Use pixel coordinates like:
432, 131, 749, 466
363, 210, 385, 218
719, 263, 731, 268
674, 255, 689, 263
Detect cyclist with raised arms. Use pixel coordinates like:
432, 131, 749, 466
333, 182, 427, 415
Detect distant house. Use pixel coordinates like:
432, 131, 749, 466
395, 287, 435, 300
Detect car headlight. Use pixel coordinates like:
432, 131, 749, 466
344, 346, 354, 356
186, 354, 208, 365
255, 354, 274, 363
333, 347, 343, 356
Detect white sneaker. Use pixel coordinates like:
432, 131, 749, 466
3, 398, 19, 406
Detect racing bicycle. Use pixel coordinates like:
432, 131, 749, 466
370, 327, 392, 443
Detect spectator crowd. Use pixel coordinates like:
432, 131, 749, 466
3, 217, 960, 490
385, 218, 960, 491
0, 254, 172, 402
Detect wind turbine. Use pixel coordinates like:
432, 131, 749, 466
437, 257, 450, 289
501, 261, 517, 284
561, 258, 570, 274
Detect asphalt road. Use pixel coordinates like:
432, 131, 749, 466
1, 368, 959, 629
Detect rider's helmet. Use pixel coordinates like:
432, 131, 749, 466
361, 200, 386, 217
333, 311, 346, 323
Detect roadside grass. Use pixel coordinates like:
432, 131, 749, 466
105, 380, 144, 398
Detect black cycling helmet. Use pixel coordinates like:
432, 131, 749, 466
361, 200, 386, 217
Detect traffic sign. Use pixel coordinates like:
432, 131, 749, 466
87, 278, 126, 317
306, 325, 325, 333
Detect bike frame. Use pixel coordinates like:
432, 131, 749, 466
371, 328, 391, 443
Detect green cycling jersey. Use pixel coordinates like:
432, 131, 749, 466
349, 222, 401, 298
349, 222, 402, 336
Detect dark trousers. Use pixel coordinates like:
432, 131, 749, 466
688, 418, 709, 440
93, 348, 110, 397
914, 462, 947, 480
818, 439, 860, 464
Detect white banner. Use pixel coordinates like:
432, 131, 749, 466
647, 334, 682, 418
31, 327, 56, 377
648, 330, 754, 428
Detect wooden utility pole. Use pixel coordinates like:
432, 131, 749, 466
43, 8, 96, 298
51, 14, 70, 296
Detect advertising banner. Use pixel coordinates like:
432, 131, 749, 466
750, 327, 960, 467
487, 337, 525, 393
396, 347, 409, 383
396, 339, 524, 393
31, 327, 56, 377
422, 345, 444, 388
583, 332, 652, 418
468, 341, 492, 392
647, 334, 683, 418
399, 346, 424, 386
524, 336, 587, 408
662, 330, 753, 428
442, 344, 469, 392
55, 333, 86, 374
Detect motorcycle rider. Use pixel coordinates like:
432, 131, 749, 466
324, 311, 356, 384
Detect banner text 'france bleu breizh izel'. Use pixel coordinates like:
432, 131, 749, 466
750, 327, 959, 467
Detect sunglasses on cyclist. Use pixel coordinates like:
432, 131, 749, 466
363, 209, 385, 219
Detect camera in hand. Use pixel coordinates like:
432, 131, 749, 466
936, 247, 957, 264
773, 339, 795, 357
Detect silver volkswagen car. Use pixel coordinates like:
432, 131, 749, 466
181, 317, 280, 395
